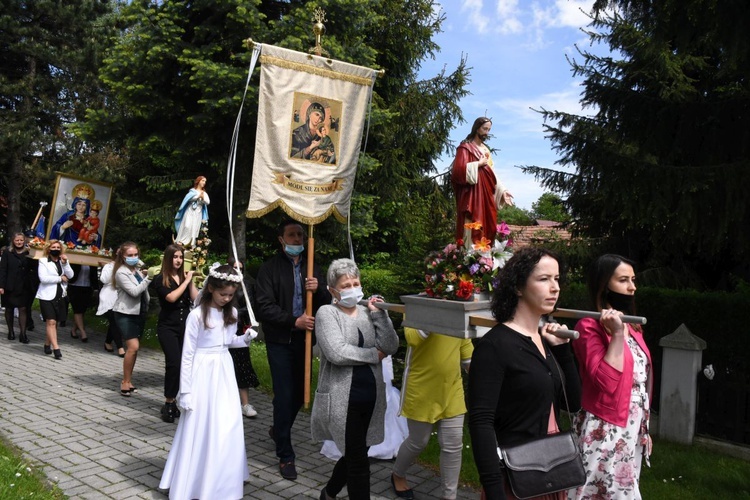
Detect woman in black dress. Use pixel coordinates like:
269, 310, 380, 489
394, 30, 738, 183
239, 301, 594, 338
0, 233, 34, 343
68, 264, 99, 342
154, 244, 198, 422
228, 258, 260, 418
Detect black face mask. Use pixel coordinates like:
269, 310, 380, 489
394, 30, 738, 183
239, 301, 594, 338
49, 249, 61, 257
605, 289, 633, 314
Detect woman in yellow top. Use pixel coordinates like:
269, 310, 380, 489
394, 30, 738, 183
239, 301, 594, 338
391, 327, 473, 500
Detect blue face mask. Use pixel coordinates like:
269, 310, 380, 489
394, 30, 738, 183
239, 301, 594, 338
285, 244, 304, 256
125, 257, 140, 267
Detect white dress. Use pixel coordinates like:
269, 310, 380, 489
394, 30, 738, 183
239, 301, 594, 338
159, 306, 251, 500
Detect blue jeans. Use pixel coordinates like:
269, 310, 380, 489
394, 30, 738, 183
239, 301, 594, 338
266, 337, 306, 462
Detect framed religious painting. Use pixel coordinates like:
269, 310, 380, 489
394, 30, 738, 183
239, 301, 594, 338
29, 173, 115, 265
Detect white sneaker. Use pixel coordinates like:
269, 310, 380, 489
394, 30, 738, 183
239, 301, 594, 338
241, 404, 257, 418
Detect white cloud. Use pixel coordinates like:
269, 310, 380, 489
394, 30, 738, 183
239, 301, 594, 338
551, 0, 594, 28
492, 81, 590, 135
495, 0, 523, 34
459, 0, 490, 34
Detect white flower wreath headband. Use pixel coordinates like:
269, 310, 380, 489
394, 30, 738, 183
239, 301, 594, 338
208, 262, 243, 283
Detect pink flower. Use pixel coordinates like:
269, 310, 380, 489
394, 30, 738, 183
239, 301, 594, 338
496, 221, 511, 236
613, 462, 635, 487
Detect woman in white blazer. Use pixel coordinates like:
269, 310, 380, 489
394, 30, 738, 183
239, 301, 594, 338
97, 258, 125, 357
112, 241, 151, 397
36, 240, 74, 359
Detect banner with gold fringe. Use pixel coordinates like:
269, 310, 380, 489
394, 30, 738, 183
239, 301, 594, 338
246, 44, 378, 224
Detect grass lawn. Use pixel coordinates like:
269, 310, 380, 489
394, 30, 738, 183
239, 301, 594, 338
0, 435, 65, 500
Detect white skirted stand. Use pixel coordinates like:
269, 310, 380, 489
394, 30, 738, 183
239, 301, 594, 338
320, 356, 409, 460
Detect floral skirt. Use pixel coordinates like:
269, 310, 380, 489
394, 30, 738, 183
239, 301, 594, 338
569, 393, 650, 500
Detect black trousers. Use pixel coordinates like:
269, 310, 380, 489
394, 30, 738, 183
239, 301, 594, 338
266, 338, 306, 462
157, 325, 184, 399
326, 399, 375, 500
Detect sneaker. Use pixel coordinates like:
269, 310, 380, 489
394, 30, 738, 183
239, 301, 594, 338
241, 404, 257, 418
279, 461, 297, 480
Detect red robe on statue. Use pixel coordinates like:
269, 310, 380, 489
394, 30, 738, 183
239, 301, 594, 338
451, 141, 500, 244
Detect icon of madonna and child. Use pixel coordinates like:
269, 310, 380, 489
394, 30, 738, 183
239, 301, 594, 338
50, 182, 105, 248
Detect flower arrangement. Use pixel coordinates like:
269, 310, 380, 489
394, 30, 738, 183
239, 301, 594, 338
27, 236, 112, 257
423, 222, 513, 300
191, 220, 211, 270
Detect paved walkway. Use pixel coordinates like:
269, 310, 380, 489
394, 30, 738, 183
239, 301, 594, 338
0, 314, 479, 499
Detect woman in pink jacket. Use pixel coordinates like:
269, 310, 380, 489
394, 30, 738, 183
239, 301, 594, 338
570, 254, 653, 499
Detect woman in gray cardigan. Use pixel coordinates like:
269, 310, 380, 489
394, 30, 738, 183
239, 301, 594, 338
112, 241, 151, 397
312, 258, 399, 500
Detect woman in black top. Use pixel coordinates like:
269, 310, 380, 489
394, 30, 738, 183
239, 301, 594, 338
153, 244, 198, 423
468, 247, 581, 500
68, 264, 99, 342
0, 233, 34, 343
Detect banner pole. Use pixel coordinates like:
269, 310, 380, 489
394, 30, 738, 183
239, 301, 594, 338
304, 223, 315, 409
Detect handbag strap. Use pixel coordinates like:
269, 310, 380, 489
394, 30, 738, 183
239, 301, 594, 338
547, 343, 573, 415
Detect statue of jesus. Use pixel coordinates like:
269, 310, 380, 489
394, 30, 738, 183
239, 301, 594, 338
451, 117, 514, 246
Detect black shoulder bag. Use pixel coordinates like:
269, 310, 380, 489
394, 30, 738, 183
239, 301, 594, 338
499, 348, 586, 499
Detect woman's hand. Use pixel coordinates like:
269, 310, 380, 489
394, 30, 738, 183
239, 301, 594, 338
540, 321, 569, 346
61, 220, 73, 230
600, 308, 625, 337
367, 294, 384, 312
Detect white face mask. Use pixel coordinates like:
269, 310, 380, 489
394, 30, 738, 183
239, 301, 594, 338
333, 286, 364, 308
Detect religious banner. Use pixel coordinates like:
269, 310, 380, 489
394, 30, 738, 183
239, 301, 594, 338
246, 44, 379, 224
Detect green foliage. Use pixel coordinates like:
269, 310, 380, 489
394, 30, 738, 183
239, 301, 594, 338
0, 0, 116, 234
525, 0, 750, 288
498, 205, 534, 225
65, 0, 469, 261
359, 267, 411, 303
531, 192, 571, 223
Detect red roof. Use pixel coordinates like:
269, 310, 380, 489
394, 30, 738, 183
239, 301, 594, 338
506, 224, 572, 248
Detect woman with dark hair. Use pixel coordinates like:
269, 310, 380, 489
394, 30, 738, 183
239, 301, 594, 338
468, 247, 581, 500
174, 176, 210, 247
68, 264, 98, 342
112, 241, 151, 396
36, 240, 74, 359
154, 244, 198, 422
0, 233, 34, 343
569, 254, 653, 499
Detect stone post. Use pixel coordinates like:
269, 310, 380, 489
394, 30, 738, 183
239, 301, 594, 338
658, 324, 707, 444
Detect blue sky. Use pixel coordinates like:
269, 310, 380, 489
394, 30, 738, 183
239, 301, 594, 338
418, 0, 599, 210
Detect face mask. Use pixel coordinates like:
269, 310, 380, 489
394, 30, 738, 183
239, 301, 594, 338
605, 288, 633, 314
285, 244, 304, 256
334, 286, 364, 309
125, 257, 140, 267
48, 249, 61, 257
